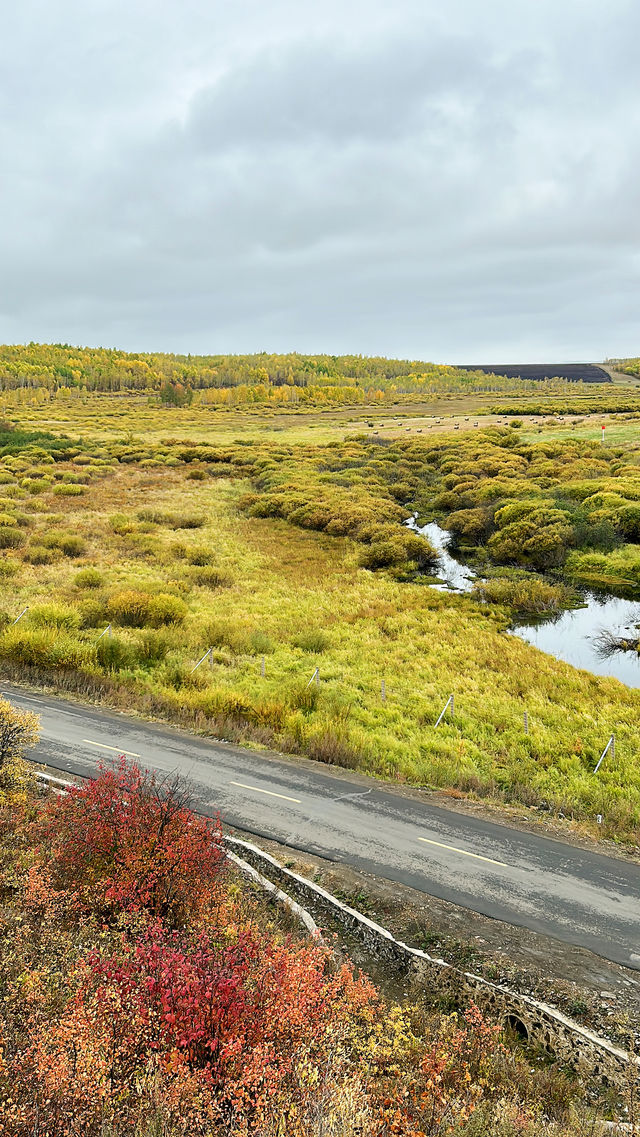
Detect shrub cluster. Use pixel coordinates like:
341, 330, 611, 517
107, 589, 188, 628
0, 760, 596, 1136
472, 576, 575, 616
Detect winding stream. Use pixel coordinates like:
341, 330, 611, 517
408, 518, 640, 688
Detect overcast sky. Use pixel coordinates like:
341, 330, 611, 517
1, 0, 639, 362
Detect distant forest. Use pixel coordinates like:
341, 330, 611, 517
0, 343, 615, 407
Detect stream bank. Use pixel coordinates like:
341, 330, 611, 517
408, 519, 640, 688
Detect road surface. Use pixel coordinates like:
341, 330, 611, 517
4, 682, 639, 970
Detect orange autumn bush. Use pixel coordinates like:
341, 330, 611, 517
11, 923, 378, 1135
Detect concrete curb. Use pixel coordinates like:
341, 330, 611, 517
226, 848, 323, 941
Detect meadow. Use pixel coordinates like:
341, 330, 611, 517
0, 368, 639, 844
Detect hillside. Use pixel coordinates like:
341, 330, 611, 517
0, 343, 611, 403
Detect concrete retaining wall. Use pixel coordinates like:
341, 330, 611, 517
225, 835, 638, 1089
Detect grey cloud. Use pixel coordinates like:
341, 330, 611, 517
185, 34, 501, 150
0, 0, 639, 359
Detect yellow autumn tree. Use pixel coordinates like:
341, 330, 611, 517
0, 695, 39, 802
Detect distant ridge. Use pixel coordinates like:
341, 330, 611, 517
456, 364, 611, 383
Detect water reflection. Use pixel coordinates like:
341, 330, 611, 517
513, 594, 640, 687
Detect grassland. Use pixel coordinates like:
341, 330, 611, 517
0, 375, 639, 844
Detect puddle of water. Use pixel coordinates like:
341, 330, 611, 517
407, 518, 640, 687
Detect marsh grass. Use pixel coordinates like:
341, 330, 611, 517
0, 395, 638, 841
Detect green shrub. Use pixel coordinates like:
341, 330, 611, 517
201, 619, 231, 649
388, 481, 414, 503
306, 723, 361, 768
472, 577, 574, 616
108, 589, 187, 628
159, 652, 207, 691
199, 688, 261, 722
570, 510, 620, 551
618, 505, 640, 542
186, 546, 214, 566
172, 513, 205, 529
0, 526, 25, 549
445, 508, 493, 545
30, 603, 81, 631
147, 593, 188, 627
488, 503, 573, 570
109, 513, 137, 535
96, 635, 135, 672
58, 534, 86, 557
248, 628, 275, 655
52, 483, 85, 496
24, 545, 55, 565
136, 508, 165, 524
0, 627, 92, 671
190, 566, 233, 589
287, 504, 334, 530
293, 628, 330, 653
77, 597, 109, 628
358, 535, 410, 569
287, 683, 321, 713
40, 530, 87, 557
21, 478, 51, 494
61, 472, 90, 484
0, 559, 19, 578
136, 629, 173, 664
402, 533, 439, 570
108, 589, 152, 627
74, 567, 104, 589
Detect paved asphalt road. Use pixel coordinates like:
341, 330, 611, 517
5, 681, 640, 971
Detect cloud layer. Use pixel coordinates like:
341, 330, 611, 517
1, 0, 639, 360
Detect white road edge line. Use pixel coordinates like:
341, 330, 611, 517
82, 739, 142, 758
230, 780, 301, 804
418, 836, 508, 868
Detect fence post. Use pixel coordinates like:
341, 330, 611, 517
381, 678, 386, 703
96, 624, 112, 641
594, 735, 615, 775
11, 606, 29, 626
306, 667, 319, 689
435, 695, 454, 728
191, 647, 213, 675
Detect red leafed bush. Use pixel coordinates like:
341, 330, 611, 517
17, 923, 378, 1134
35, 758, 225, 924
